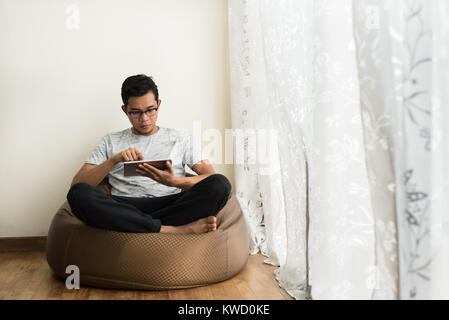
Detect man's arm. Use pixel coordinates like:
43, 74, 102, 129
171, 160, 216, 191
70, 147, 144, 187
70, 158, 118, 188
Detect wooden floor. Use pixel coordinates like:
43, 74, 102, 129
0, 248, 293, 300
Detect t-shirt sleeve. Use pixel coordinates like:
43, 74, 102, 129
182, 133, 205, 170
85, 135, 110, 165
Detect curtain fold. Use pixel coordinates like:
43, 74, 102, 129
228, 0, 306, 299
389, 0, 449, 299
352, 0, 399, 300
228, 0, 449, 299
429, 0, 449, 300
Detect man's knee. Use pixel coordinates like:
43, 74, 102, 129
67, 182, 95, 206
206, 174, 232, 201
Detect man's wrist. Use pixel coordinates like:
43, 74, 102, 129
171, 176, 193, 191
170, 176, 183, 189
109, 155, 121, 165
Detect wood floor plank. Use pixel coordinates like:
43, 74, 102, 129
168, 287, 192, 300
233, 278, 258, 300
208, 281, 232, 300
0, 255, 22, 299
135, 290, 169, 300
186, 285, 214, 300
0, 251, 39, 299
86, 288, 107, 300
0, 253, 14, 273
253, 258, 290, 300
21, 254, 54, 299
5, 251, 42, 299
221, 278, 244, 300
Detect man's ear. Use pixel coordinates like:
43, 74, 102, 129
121, 105, 127, 114
157, 99, 162, 108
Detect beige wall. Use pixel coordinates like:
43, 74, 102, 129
0, 0, 233, 237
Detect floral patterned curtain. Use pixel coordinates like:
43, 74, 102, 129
388, 0, 449, 299
228, 0, 449, 299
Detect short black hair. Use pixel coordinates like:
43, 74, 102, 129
121, 74, 159, 106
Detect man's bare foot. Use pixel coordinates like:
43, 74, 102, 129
160, 216, 217, 234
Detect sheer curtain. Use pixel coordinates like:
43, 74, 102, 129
388, 0, 449, 299
228, 0, 449, 300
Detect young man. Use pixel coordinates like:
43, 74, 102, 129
67, 74, 231, 234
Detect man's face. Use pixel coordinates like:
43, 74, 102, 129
122, 91, 161, 136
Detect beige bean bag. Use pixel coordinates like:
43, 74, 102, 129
46, 178, 249, 290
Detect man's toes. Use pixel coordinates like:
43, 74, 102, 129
207, 216, 217, 224
208, 220, 217, 231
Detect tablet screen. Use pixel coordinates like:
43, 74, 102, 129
123, 159, 172, 176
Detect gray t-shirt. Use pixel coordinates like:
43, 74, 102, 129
85, 126, 204, 198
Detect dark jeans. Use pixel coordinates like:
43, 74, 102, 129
66, 173, 232, 233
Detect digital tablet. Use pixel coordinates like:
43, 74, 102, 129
123, 159, 172, 177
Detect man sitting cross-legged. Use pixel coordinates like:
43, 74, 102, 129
67, 74, 231, 234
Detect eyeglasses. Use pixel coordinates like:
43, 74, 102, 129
127, 107, 159, 119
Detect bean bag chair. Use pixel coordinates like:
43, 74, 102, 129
46, 176, 249, 290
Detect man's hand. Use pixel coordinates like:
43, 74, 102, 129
112, 148, 144, 164
135, 160, 177, 187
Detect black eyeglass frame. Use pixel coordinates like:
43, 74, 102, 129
126, 106, 159, 119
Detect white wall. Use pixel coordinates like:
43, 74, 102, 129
0, 0, 233, 237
